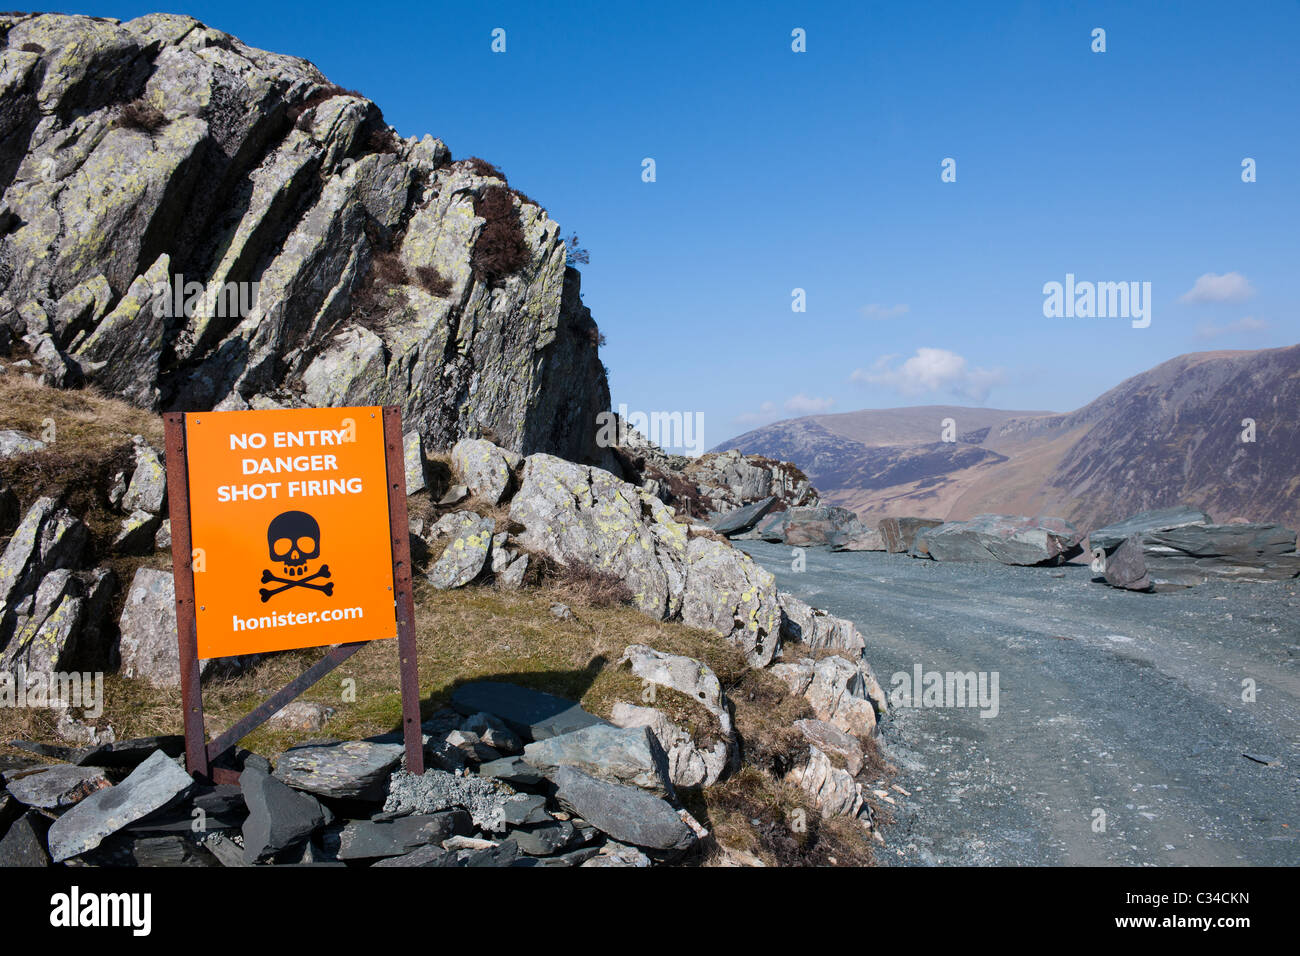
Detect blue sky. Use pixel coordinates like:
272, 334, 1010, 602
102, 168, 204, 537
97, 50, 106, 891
75, 1, 1300, 450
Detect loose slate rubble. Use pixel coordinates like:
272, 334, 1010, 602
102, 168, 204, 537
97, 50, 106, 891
4, 763, 111, 809
553, 766, 696, 853
0, 811, 51, 866
522, 723, 675, 797
274, 739, 403, 801
336, 811, 472, 860
451, 681, 606, 742
47, 749, 194, 862
240, 765, 329, 864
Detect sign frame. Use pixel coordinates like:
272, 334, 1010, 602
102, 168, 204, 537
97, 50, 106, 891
163, 405, 425, 783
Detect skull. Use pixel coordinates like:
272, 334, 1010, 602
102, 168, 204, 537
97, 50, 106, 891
267, 511, 321, 577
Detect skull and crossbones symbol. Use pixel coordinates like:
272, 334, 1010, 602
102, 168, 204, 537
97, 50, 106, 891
259, 510, 334, 602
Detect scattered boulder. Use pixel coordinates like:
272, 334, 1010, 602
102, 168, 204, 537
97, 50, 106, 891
266, 701, 335, 732
1101, 523, 1300, 589
523, 724, 674, 797
553, 767, 695, 853
781, 506, 862, 548
1088, 505, 1212, 554
830, 526, 886, 552
116, 568, 185, 686
451, 438, 520, 505
427, 513, 494, 589
878, 516, 943, 554
47, 749, 193, 862
709, 496, 776, 537
920, 514, 1083, 566
451, 681, 606, 742
0, 430, 45, 458
736, 511, 787, 542
1097, 535, 1152, 591
274, 740, 403, 801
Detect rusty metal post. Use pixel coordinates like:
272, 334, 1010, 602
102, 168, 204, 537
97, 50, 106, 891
163, 413, 209, 781
381, 406, 425, 774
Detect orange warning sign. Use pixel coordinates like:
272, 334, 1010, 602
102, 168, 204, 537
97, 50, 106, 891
183, 407, 398, 658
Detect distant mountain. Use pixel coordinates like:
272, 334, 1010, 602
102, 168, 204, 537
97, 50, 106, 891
713, 346, 1300, 532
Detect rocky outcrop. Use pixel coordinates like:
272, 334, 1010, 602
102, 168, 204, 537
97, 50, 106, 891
917, 514, 1083, 566
507, 452, 782, 664
0, 12, 611, 465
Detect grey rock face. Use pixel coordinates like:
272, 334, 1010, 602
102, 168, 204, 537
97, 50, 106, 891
1, 565, 115, 675
1098, 535, 1152, 591
121, 436, 166, 514
778, 592, 868, 659
553, 767, 695, 853
794, 718, 864, 776
451, 438, 519, 505
1087, 505, 1212, 553
403, 431, 427, 494
274, 740, 403, 801
921, 514, 1083, 566
47, 749, 194, 862
522, 723, 674, 797
0, 13, 611, 466
788, 746, 869, 821
0, 497, 88, 644
116, 567, 183, 686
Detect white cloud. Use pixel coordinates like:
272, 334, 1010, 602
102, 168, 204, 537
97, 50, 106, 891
851, 347, 1006, 403
734, 401, 778, 426
1180, 272, 1255, 304
784, 393, 835, 414
860, 303, 910, 320
1194, 315, 1270, 340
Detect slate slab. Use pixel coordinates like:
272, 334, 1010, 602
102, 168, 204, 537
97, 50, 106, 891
1088, 505, 1211, 553
5, 763, 111, 809
523, 723, 674, 797
553, 767, 695, 852
336, 811, 471, 860
274, 739, 402, 801
710, 496, 775, 537
241, 765, 327, 864
0, 811, 50, 866
47, 749, 194, 862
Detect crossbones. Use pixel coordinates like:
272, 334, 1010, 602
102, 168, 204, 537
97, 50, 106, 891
259, 565, 333, 602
